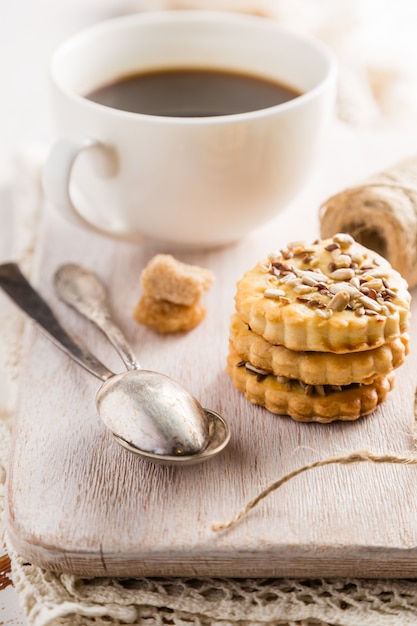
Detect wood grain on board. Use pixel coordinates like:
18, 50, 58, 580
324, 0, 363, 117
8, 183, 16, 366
5, 123, 417, 578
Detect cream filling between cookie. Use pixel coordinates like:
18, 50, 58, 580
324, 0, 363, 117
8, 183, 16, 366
235, 359, 364, 397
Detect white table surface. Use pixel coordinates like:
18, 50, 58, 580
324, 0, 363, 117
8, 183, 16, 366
2, 0, 417, 623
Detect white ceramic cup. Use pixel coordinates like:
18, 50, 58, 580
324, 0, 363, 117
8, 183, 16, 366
42, 10, 337, 248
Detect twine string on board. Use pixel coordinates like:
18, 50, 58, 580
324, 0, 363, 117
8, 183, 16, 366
211, 388, 417, 533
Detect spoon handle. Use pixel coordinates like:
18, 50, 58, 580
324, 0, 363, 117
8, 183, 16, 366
54, 264, 140, 371
0, 263, 113, 381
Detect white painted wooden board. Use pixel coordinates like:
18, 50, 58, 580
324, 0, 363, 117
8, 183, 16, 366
5, 122, 417, 577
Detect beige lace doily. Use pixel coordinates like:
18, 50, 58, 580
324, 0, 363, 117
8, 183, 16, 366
8, 552, 417, 626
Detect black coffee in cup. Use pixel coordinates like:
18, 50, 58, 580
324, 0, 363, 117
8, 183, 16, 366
86, 68, 301, 117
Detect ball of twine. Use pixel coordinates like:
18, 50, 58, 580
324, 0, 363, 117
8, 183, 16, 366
319, 156, 417, 289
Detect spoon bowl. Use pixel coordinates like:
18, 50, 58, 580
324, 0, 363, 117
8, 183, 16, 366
96, 369, 210, 457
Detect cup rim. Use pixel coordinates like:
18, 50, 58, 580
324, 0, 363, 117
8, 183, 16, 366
49, 9, 338, 125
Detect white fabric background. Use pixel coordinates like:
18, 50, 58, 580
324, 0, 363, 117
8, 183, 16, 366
2, 0, 417, 174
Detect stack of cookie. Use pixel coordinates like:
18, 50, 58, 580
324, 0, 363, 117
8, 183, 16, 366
226, 233, 411, 422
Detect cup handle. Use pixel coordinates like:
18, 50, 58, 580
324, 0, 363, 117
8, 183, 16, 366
42, 137, 119, 234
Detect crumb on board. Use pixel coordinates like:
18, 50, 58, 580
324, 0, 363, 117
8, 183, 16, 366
133, 254, 214, 333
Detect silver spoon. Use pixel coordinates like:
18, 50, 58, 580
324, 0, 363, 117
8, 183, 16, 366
53, 262, 231, 463
0, 262, 230, 465
53, 263, 140, 372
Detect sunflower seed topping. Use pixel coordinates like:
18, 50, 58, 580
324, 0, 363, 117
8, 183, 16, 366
333, 233, 355, 248
362, 267, 389, 279
335, 253, 353, 268
363, 278, 384, 291
329, 267, 355, 281
328, 282, 361, 298
280, 273, 298, 285
358, 295, 382, 312
328, 290, 350, 311
264, 288, 286, 299
262, 235, 401, 319
293, 284, 314, 295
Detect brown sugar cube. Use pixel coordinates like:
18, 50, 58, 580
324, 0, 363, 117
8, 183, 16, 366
133, 294, 206, 334
140, 254, 214, 306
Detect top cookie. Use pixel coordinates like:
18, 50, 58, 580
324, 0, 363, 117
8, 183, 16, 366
235, 234, 411, 353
